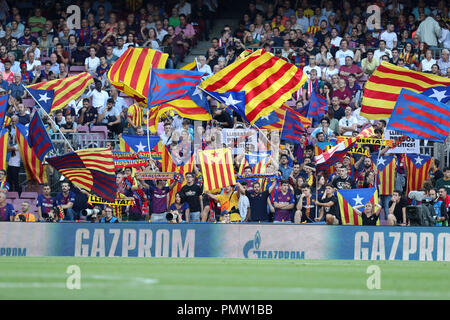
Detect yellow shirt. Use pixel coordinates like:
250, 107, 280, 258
217, 191, 240, 222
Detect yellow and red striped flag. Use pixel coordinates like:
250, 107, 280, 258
162, 146, 195, 205
0, 129, 9, 171
361, 61, 450, 120
15, 124, 47, 184
127, 103, 145, 129
180, 58, 198, 71
372, 155, 397, 196
199, 148, 236, 192
199, 49, 307, 124
404, 154, 433, 195
108, 48, 168, 104
27, 72, 94, 113
337, 187, 380, 225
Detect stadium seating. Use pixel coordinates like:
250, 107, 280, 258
6, 192, 19, 200
20, 192, 38, 201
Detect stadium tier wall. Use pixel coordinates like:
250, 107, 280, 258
0, 223, 449, 261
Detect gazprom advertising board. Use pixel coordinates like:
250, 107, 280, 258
0, 223, 449, 261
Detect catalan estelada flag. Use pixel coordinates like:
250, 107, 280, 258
28, 112, 54, 161
162, 146, 195, 205
0, 129, 9, 170
281, 108, 306, 143
15, 123, 47, 184
199, 148, 236, 192
0, 95, 9, 128
108, 48, 168, 104
337, 187, 380, 225
147, 69, 205, 107
27, 72, 94, 113
386, 89, 450, 142
255, 104, 311, 131
119, 134, 161, 153
404, 154, 433, 195
199, 49, 307, 124
361, 61, 450, 120
372, 154, 397, 196
46, 148, 117, 202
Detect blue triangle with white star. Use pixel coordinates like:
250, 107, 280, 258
204, 90, 247, 122
421, 86, 450, 104
27, 88, 55, 114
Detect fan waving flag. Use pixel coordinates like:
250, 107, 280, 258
315, 126, 375, 171
386, 89, 450, 142
46, 148, 117, 202
200, 49, 307, 124
361, 61, 450, 120
281, 108, 306, 143
15, 123, 47, 184
0, 95, 9, 128
404, 154, 433, 195
147, 69, 205, 107
27, 72, 94, 113
337, 187, 379, 225
28, 112, 54, 161
371, 154, 397, 196
199, 148, 236, 192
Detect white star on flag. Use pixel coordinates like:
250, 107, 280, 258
377, 157, 386, 167
38, 93, 51, 103
223, 94, 241, 107
414, 155, 424, 165
353, 194, 364, 206
135, 142, 147, 153
428, 88, 448, 102
192, 87, 204, 100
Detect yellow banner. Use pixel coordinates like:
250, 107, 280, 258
348, 146, 370, 156
87, 195, 135, 206
337, 136, 394, 147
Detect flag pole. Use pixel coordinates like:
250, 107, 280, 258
22, 85, 75, 153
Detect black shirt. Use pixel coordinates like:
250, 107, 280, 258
246, 190, 270, 222
179, 184, 203, 212
361, 211, 379, 225
322, 195, 339, 219
300, 195, 317, 222
332, 176, 356, 190
388, 197, 408, 224
332, 106, 345, 121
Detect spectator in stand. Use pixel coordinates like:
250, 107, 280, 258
7, 52, 20, 74
416, 14, 442, 48
56, 181, 77, 220
0, 191, 16, 221
179, 171, 203, 222
86, 79, 109, 109
374, 40, 393, 61
9, 74, 25, 99
418, 49, 437, 72
98, 98, 122, 138
338, 106, 358, 137
380, 23, 398, 50
28, 8, 46, 33
435, 167, 450, 194
16, 103, 30, 125
338, 56, 363, 81
437, 49, 450, 76
77, 98, 98, 127
57, 62, 68, 79
387, 190, 408, 226
335, 39, 354, 66
85, 47, 101, 75
332, 79, 351, 110
70, 41, 89, 67
49, 53, 60, 75
36, 184, 56, 221
18, 26, 35, 46
273, 179, 295, 223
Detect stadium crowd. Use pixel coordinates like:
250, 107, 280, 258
0, 0, 448, 226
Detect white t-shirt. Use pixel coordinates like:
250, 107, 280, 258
100, 107, 120, 125
420, 58, 437, 72
238, 194, 250, 221
374, 48, 392, 61
26, 59, 41, 74
85, 56, 100, 72
322, 66, 339, 80
338, 116, 358, 136
335, 49, 354, 66
113, 46, 128, 58
303, 65, 322, 78
86, 89, 109, 109
380, 31, 398, 50
330, 36, 342, 48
